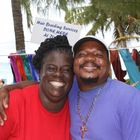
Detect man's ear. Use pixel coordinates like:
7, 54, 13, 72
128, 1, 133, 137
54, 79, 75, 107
108, 64, 112, 78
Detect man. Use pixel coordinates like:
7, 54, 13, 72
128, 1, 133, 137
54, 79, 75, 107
69, 36, 140, 139
0, 36, 140, 140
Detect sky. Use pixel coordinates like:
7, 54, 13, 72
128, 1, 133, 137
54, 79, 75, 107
0, 0, 115, 58
0, 0, 67, 83
0, 0, 139, 84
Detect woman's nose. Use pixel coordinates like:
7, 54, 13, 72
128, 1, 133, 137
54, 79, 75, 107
54, 69, 63, 77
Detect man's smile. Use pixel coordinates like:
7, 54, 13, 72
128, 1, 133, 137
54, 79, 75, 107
80, 63, 100, 72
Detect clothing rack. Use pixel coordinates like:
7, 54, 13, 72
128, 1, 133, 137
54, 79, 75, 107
0, 53, 35, 57
109, 46, 140, 50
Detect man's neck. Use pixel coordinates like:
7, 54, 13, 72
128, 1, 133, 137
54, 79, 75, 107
77, 78, 107, 91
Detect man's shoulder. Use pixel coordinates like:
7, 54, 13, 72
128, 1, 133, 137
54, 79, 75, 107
108, 78, 140, 95
110, 78, 136, 88
9, 84, 39, 102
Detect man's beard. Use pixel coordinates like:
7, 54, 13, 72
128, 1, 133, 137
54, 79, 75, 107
80, 76, 98, 84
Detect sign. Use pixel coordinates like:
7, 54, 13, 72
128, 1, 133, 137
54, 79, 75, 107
31, 17, 82, 46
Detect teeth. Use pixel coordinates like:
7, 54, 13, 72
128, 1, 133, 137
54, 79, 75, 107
49, 81, 64, 87
84, 66, 97, 71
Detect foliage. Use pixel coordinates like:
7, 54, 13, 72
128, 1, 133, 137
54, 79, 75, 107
65, 0, 140, 46
12, 0, 140, 51
21, 0, 32, 28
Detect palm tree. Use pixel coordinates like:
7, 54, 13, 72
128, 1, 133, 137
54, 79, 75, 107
11, 0, 81, 52
11, 0, 25, 52
65, 0, 140, 47
11, 0, 32, 52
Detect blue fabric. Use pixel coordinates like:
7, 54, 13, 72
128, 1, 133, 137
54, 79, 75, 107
27, 55, 39, 82
119, 49, 140, 89
69, 77, 140, 140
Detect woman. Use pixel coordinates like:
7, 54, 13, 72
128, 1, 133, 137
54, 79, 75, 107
0, 35, 73, 140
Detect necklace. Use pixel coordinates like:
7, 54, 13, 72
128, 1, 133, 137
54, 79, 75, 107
77, 87, 103, 139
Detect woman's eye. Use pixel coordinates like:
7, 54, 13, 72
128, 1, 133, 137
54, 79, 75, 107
63, 68, 71, 73
46, 66, 56, 72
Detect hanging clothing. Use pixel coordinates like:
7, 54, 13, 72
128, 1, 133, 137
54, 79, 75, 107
131, 49, 140, 70
119, 49, 140, 89
15, 55, 27, 81
110, 50, 126, 82
21, 55, 32, 80
27, 55, 39, 82
8, 54, 39, 83
8, 55, 22, 82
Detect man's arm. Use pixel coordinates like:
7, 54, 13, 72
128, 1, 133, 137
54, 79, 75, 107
0, 80, 38, 126
121, 90, 140, 140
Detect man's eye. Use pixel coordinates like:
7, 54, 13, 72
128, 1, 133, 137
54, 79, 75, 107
76, 52, 86, 57
95, 53, 103, 58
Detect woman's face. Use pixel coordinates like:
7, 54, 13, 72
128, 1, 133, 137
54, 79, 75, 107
39, 51, 73, 103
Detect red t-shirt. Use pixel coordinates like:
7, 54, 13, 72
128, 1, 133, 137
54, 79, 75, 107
0, 84, 71, 140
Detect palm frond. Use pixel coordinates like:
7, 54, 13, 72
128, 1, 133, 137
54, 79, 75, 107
109, 35, 140, 47
21, 0, 32, 28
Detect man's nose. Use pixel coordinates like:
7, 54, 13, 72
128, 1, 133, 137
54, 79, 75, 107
85, 53, 96, 61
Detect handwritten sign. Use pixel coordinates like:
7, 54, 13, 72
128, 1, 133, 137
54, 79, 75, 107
31, 17, 82, 46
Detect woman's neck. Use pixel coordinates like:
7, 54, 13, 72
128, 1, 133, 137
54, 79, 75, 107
39, 90, 67, 112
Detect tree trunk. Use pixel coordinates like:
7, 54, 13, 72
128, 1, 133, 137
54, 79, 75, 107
11, 0, 25, 52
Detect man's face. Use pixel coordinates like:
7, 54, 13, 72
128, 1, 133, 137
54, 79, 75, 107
74, 40, 110, 84
40, 51, 73, 103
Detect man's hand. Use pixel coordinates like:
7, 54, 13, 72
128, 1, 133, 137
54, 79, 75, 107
0, 87, 9, 126
0, 81, 38, 126
0, 80, 38, 126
